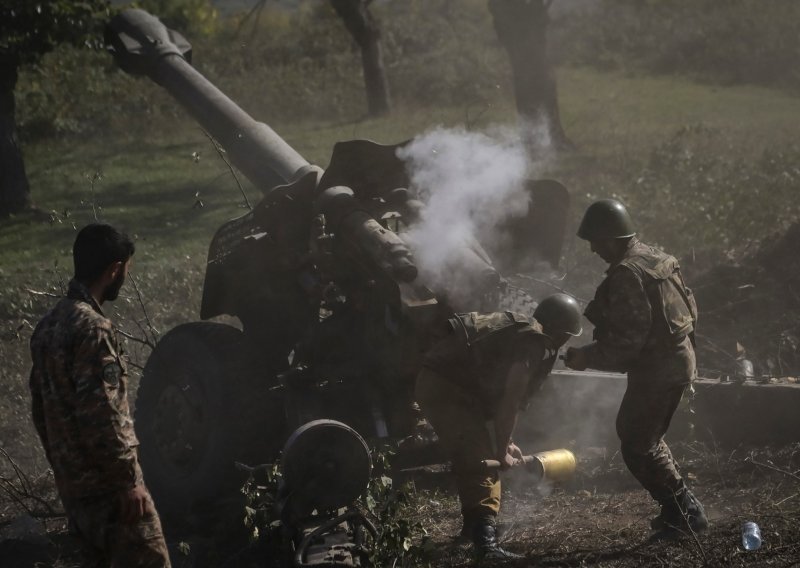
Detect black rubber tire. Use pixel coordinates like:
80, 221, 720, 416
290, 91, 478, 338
135, 322, 285, 523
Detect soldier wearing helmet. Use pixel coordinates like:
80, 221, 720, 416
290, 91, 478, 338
416, 294, 582, 560
564, 199, 707, 537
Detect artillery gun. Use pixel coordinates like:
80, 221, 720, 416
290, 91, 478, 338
105, 5, 570, 540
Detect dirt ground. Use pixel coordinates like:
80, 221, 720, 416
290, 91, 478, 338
398, 442, 800, 568
3, 441, 800, 567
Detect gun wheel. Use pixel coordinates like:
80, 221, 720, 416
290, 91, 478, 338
135, 322, 285, 525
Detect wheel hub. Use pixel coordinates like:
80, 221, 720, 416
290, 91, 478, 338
151, 379, 211, 477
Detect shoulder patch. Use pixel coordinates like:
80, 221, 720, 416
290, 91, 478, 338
102, 363, 122, 387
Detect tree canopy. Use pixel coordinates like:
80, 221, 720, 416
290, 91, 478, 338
135, 0, 218, 36
0, 1, 111, 66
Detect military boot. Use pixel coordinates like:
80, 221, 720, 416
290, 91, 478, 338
471, 517, 523, 561
651, 485, 708, 537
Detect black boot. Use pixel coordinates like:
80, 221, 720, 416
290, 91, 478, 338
471, 517, 523, 561
652, 485, 708, 537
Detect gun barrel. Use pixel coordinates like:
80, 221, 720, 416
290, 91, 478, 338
106, 9, 314, 190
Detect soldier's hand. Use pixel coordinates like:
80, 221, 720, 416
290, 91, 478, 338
507, 442, 524, 461
498, 452, 521, 471
564, 347, 588, 371
119, 484, 150, 523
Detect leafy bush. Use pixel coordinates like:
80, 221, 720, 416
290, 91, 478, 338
361, 448, 429, 567
237, 446, 429, 567
610, 124, 800, 253
554, 0, 800, 92
134, 0, 219, 36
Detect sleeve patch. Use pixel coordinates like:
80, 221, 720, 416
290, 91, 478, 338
102, 363, 122, 387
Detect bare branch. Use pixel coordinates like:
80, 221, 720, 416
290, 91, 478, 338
0, 476, 35, 517
0, 446, 33, 494
236, 0, 268, 38
235, 462, 275, 474
464, 101, 490, 131
24, 288, 59, 299
128, 273, 159, 346
0, 476, 59, 517
202, 130, 253, 210
132, 318, 155, 350
117, 327, 155, 351
85, 171, 102, 222
0, 448, 58, 517
746, 454, 800, 483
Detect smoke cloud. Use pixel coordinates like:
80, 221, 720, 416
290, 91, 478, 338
397, 125, 547, 310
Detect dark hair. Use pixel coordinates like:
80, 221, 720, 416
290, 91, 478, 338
73, 223, 135, 283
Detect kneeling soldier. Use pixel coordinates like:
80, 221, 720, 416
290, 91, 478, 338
416, 294, 582, 559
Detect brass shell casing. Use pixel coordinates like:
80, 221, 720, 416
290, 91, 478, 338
530, 449, 577, 483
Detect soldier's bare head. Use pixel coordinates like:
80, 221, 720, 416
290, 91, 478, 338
73, 223, 135, 304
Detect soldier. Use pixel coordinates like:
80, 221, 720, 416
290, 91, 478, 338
564, 199, 707, 537
29, 223, 171, 567
416, 294, 582, 560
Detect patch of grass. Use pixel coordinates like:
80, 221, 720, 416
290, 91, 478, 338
554, 68, 800, 261
559, 68, 800, 161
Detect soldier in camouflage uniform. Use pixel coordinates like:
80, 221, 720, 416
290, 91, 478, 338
416, 294, 582, 560
29, 224, 171, 567
564, 199, 708, 537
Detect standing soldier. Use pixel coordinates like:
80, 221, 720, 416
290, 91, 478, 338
416, 294, 582, 560
564, 199, 707, 537
29, 223, 171, 567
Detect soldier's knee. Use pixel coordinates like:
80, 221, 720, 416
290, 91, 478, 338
620, 438, 651, 461
615, 406, 637, 442
616, 420, 643, 449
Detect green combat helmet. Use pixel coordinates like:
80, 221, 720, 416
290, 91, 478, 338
534, 293, 583, 337
577, 199, 636, 241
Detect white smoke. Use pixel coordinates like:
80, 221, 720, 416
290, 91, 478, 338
397, 125, 548, 309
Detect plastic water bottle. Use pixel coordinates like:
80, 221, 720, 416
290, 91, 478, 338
741, 521, 762, 551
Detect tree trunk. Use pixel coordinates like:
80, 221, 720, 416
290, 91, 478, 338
489, 0, 573, 152
330, 0, 391, 117
0, 54, 32, 217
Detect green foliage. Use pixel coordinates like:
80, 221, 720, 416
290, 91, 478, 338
133, 0, 219, 36
621, 125, 800, 252
14, 0, 508, 139
361, 447, 430, 567
555, 0, 800, 92
235, 446, 430, 566
0, 0, 110, 65
240, 462, 282, 541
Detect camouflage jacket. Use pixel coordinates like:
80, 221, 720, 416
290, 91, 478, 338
29, 280, 142, 500
422, 311, 557, 413
582, 239, 698, 372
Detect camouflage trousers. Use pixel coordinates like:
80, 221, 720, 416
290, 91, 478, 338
617, 337, 695, 502
64, 489, 171, 568
416, 368, 501, 520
